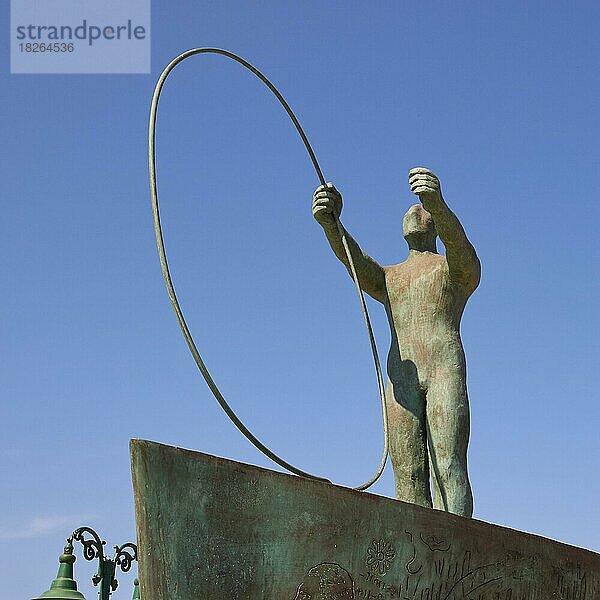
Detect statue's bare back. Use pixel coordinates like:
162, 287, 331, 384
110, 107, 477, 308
313, 168, 480, 517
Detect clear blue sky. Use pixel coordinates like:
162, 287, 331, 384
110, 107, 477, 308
2, 1, 599, 597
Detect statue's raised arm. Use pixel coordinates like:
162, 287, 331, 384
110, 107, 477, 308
408, 167, 480, 295
312, 183, 387, 304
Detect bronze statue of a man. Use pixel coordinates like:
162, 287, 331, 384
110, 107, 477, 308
313, 168, 480, 517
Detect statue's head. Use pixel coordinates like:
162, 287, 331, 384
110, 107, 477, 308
403, 204, 437, 250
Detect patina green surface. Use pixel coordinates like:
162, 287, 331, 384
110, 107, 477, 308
131, 439, 600, 599
313, 168, 479, 516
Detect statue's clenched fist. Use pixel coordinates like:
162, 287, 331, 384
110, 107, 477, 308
312, 183, 343, 226
409, 167, 442, 205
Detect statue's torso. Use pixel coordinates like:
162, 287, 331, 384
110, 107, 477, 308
384, 252, 470, 385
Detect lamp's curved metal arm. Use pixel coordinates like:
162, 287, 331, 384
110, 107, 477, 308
72, 526, 105, 562
70, 526, 138, 599
114, 542, 138, 573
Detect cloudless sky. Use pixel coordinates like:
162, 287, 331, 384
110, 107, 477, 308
2, 1, 599, 597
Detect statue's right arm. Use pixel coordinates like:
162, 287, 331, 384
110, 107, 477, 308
313, 184, 387, 304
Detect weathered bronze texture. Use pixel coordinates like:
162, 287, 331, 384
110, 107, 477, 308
313, 169, 479, 516
131, 439, 599, 599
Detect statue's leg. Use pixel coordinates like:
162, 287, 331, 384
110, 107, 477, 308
385, 380, 432, 509
426, 372, 473, 517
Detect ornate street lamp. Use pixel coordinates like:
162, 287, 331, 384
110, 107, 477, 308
33, 526, 139, 600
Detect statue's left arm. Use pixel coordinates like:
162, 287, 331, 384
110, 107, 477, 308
409, 167, 481, 294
